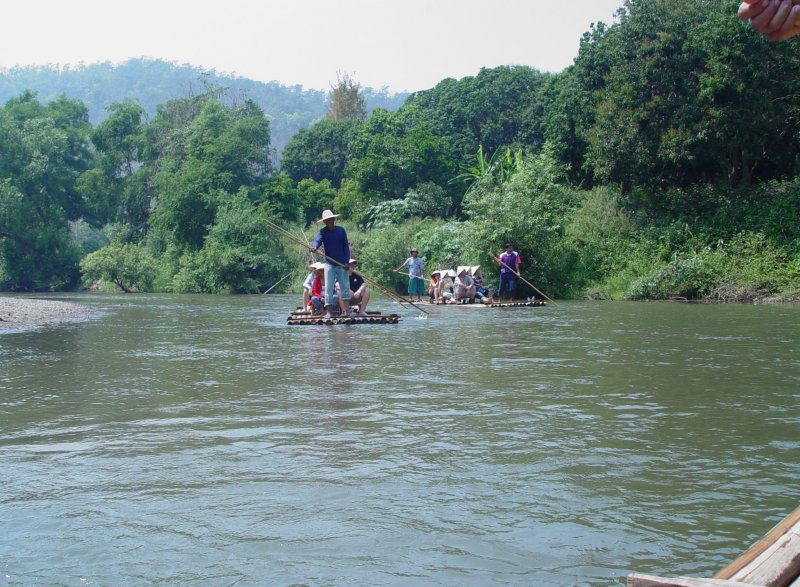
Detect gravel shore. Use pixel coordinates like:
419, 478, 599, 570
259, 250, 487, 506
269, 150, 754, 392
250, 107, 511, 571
0, 297, 93, 330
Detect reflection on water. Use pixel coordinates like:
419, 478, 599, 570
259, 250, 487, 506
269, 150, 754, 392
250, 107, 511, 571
1, 294, 798, 586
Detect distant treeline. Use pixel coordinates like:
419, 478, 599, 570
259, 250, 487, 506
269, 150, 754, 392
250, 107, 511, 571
1, 0, 798, 302
0, 58, 408, 156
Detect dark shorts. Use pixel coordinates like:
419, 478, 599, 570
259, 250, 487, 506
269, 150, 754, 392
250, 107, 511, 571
498, 275, 517, 297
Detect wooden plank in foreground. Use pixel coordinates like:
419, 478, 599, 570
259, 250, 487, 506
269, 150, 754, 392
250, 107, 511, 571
628, 505, 800, 587
628, 574, 763, 587
714, 506, 800, 587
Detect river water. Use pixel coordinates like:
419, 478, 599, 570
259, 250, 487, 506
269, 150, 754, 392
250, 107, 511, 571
1, 294, 798, 586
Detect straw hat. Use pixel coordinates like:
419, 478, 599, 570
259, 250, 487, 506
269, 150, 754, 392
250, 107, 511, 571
348, 258, 357, 265
441, 269, 456, 278
431, 269, 442, 277
317, 209, 339, 223
308, 262, 325, 270
457, 265, 469, 276
470, 265, 481, 275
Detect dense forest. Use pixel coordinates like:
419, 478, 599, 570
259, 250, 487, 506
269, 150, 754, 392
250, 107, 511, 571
1, 0, 798, 302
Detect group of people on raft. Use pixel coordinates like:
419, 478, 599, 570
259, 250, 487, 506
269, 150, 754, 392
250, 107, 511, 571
394, 242, 525, 305
302, 208, 526, 317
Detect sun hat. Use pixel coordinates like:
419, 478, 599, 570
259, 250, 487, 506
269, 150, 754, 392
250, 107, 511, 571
309, 262, 325, 270
470, 265, 480, 275
317, 209, 339, 223
442, 269, 456, 278
410, 248, 418, 253
431, 269, 442, 276
457, 265, 469, 275
348, 258, 357, 264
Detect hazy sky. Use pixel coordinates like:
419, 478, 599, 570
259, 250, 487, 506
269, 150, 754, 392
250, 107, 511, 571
1, 0, 623, 93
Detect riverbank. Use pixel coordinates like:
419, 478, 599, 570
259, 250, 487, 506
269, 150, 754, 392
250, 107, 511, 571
0, 297, 93, 330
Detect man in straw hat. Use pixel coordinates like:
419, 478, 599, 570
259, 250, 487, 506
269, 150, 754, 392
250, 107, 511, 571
311, 210, 352, 318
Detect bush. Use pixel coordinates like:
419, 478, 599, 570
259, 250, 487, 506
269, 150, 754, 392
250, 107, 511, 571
625, 251, 726, 300
80, 242, 157, 292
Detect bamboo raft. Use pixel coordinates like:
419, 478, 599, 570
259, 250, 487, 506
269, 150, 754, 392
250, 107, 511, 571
628, 505, 800, 587
288, 310, 401, 325
403, 299, 547, 308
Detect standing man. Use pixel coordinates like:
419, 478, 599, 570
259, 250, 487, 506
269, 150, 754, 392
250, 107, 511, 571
311, 209, 351, 318
494, 242, 522, 302
395, 248, 424, 302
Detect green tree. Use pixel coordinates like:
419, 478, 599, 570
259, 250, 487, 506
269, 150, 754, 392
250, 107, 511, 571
80, 239, 157, 292
146, 94, 273, 251
80, 100, 148, 229
0, 92, 91, 290
168, 190, 291, 293
578, 0, 800, 194
280, 117, 362, 187
344, 109, 456, 206
402, 66, 547, 160
295, 177, 337, 226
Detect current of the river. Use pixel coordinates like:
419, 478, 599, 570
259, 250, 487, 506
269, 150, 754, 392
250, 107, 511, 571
1, 294, 798, 586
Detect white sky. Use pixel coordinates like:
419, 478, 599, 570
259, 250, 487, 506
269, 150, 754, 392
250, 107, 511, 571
1, 0, 623, 93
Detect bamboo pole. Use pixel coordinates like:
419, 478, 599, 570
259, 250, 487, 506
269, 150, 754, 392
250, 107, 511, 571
394, 270, 435, 283
262, 270, 294, 294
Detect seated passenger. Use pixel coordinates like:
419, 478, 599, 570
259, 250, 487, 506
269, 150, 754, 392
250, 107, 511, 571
471, 265, 493, 304
347, 258, 370, 317
454, 266, 476, 304
307, 263, 326, 314
438, 269, 456, 303
428, 270, 442, 303
302, 262, 324, 310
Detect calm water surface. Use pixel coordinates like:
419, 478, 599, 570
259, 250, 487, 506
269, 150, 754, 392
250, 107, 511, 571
1, 294, 798, 586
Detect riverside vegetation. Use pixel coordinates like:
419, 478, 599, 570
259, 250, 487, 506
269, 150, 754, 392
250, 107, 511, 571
1, 0, 798, 302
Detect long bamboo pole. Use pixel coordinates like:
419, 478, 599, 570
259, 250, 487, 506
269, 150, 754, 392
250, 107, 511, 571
491, 254, 557, 305
394, 270, 435, 283
265, 218, 430, 317
262, 270, 294, 295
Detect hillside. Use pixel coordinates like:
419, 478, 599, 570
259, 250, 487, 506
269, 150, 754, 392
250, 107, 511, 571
0, 58, 408, 156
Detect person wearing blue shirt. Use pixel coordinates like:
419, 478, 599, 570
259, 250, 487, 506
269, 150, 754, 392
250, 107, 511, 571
311, 209, 352, 318
395, 248, 425, 302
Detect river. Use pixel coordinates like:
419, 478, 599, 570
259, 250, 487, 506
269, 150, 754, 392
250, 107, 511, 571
1, 294, 798, 586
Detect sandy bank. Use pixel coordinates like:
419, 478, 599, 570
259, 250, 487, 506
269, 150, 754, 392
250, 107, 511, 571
0, 297, 93, 330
